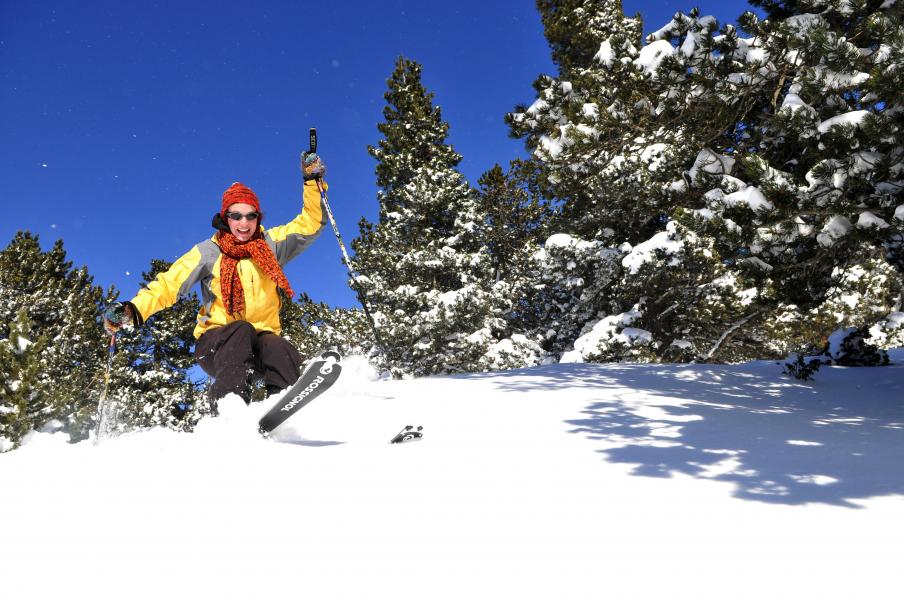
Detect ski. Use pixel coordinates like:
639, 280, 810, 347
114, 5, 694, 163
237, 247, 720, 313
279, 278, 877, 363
258, 350, 342, 434
389, 425, 423, 444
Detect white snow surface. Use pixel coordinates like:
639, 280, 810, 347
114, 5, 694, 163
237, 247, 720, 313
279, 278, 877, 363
3, 353, 904, 599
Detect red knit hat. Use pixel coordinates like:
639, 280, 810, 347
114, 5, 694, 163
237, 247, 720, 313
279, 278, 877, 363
221, 182, 261, 216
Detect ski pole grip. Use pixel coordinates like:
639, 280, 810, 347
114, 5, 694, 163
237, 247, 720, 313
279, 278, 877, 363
309, 128, 317, 153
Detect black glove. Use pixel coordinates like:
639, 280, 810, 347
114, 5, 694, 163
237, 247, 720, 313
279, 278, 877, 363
302, 152, 326, 181
103, 302, 135, 334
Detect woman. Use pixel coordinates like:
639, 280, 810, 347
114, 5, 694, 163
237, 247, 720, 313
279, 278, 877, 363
104, 153, 328, 405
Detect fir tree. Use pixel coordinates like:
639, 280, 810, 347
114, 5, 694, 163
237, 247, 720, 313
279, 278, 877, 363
513, 0, 904, 363
0, 232, 107, 447
107, 259, 206, 434
508, 0, 680, 244
280, 292, 371, 361
665, 1, 904, 357
0, 309, 46, 451
472, 161, 552, 365
353, 57, 536, 375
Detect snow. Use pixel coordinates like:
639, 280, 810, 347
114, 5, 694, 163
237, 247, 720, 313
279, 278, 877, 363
827, 328, 859, 360
781, 83, 813, 114
723, 185, 774, 212
3, 353, 904, 599
544, 232, 596, 253
635, 40, 675, 76
689, 148, 735, 180
869, 313, 904, 348
817, 110, 870, 134
524, 97, 548, 115
812, 66, 870, 90
621, 228, 682, 274
818, 215, 853, 247
856, 211, 890, 230
785, 14, 825, 34
15, 336, 32, 354
594, 39, 615, 67
581, 102, 599, 119
537, 134, 565, 159
639, 142, 669, 172
562, 308, 647, 362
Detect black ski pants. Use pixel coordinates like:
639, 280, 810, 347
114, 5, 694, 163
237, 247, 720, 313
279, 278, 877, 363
195, 320, 302, 403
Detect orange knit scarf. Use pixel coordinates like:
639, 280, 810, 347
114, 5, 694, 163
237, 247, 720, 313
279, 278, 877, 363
217, 230, 295, 316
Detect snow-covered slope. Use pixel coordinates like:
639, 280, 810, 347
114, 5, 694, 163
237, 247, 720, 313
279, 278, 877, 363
2, 353, 904, 599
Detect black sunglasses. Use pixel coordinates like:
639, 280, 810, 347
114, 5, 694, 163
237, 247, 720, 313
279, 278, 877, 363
225, 211, 260, 221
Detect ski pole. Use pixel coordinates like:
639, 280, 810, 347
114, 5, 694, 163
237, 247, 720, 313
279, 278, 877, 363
93, 332, 116, 445
307, 127, 387, 354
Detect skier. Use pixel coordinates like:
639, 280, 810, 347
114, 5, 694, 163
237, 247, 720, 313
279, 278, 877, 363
103, 153, 328, 406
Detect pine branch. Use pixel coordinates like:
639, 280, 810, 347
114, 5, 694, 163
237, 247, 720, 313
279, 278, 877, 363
700, 309, 765, 362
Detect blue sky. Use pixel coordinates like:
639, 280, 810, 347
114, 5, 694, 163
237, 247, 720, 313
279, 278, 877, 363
1, 0, 755, 309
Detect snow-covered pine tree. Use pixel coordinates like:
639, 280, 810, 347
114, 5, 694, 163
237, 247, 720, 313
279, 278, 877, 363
471, 161, 552, 368
279, 292, 370, 360
0, 309, 47, 451
476, 161, 551, 287
508, 0, 684, 244
0, 232, 107, 446
352, 57, 531, 376
510, 1, 745, 362
529, 232, 626, 359
107, 259, 206, 434
513, 0, 904, 363
661, 0, 904, 359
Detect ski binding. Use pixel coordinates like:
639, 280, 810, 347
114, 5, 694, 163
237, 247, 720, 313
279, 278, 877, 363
390, 425, 423, 444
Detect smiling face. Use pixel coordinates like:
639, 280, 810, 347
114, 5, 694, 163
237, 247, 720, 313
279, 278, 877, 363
225, 202, 260, 242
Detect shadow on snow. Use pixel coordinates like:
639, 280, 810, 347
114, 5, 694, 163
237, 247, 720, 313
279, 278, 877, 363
456, 359, 904, 508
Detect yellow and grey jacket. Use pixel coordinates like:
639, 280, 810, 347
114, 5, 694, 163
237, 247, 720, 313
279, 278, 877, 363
128, 180, 327, 339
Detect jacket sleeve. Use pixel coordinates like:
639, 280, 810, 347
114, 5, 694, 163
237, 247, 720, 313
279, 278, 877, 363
128, 245, 207, 324
267, 179, 329, 265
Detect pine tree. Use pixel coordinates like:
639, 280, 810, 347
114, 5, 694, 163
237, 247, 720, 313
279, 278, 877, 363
471, 161, 552, 366
352, 57, 531, 375
476, 161, 551, 285
280, 292, 371, 360
513, 0, 904, 363
665, 0, 904, 357
508, 0, 683, 243
0, 309, 47, 451
537, 0, 643, 72
107, 259, 206, 434
529, 232, 625, 359
0, 232, 107, 447
510, 1, 733, 362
